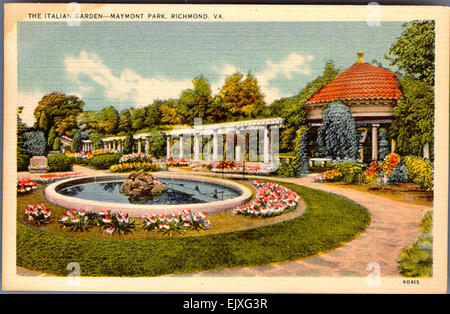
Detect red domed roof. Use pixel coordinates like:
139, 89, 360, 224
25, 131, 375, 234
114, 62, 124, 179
308, 62, 403, 104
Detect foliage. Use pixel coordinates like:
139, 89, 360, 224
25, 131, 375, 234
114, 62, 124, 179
380, 153, 400, 175
387, 161, 409, 185
398, 210, 432, 277
386, 21, 435, 85
403, 156, 434, 191
218, 72, 267, 120
143, 210, 210, 236
110, 162, 160, 173
47, 154, 74, 172
317, 101, 359, 160
98, 106, 119, 134
177, 76, 213, 125
272, 61, 340, 152
147, 132, 165, 158
16, 180, 370, 276
314, 170, 342, 183
52, 137, 61, 151
389, 76, 434, 158
331, 161, 365, 184
123, 133, 134, 154
34, 92, 84, 137
71, 131, 82, 152
89, 153, 122, 170
276, 159, 298, 177
23, 131, 47, 156
96, 211, 136, 235
17, 107, 30, 171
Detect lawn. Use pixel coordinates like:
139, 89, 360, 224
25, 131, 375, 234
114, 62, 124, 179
16, 180, 371, 277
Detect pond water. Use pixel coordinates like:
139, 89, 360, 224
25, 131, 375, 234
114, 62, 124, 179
58, 178, 241, 205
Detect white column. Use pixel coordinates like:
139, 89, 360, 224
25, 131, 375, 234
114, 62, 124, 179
137, 139, 142, 154
212, 131, 219, 161
226, 132, 234, 161
391, 139, 396, 154
270, 126, 279, 164
263, 127, 270, 163
166, 136, 171, 160
235, 129, 243, 162
423, 142, 430, 160
145, 138, 150, 154
372, 124, 380, 161
179, 135, 184, 159
193, 133, 200, 161
113, 141, 117, 152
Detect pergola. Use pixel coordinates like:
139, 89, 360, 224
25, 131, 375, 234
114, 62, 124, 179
85, 118, 284, 164
305, 51, 403, 161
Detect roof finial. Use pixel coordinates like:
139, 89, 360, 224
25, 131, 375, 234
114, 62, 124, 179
357, 50, 364, 63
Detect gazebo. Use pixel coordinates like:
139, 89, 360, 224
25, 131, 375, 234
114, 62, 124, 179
305, 51, 403, 161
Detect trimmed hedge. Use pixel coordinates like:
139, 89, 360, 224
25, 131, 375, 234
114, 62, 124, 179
89, 153, 122, 170
47, 154, 73, 172
16, 181, 370, 277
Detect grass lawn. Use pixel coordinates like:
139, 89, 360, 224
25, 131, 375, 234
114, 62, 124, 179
16, 179, 370, 277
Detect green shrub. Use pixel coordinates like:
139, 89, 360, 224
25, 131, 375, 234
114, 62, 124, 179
403, 156, 433, 191
398, 210, 432, 277
331, 161, 365, 184
47, 154, 73, 172
276, 159, 298, 177
89, 153, 122, 169
23, 131, 47, 156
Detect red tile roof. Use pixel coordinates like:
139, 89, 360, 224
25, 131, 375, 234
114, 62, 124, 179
308, 62, 403, 104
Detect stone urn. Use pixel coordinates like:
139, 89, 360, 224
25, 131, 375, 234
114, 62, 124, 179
120, 170, 165, 199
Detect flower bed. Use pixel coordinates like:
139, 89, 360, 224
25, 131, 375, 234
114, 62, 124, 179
211, 165, 271, 175
119, 153, 155, 164
143, 209, 210, 236
36, 172, 84, 184
60, 209, 89, 232
314, 153, 433, 191
65, 151, 93, 159
110, 162, 160, 173
24, 203, 51, 225
17, 178, 37, 194
165, 157, 191, 167
233, 180, 299, 217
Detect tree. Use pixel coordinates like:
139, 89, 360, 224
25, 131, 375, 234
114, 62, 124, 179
17, 107, 30, 171
145, 101, 162, 128
271, 60, 340, 152
177, 76, 212, 125
34, 92, 84, 137
378, 128, 390, 160
123, 132, 134, 154
385, 20, 435, 85
47, 126, 57, 149
97, 106, 119, 134
147, 132, 165, 158
130, 108, 147, 131
389, 77, 434, 157
317, 101, 359, 160
385, 21, 435, 158
71, 131, 82, 152
218, 72, 266, 120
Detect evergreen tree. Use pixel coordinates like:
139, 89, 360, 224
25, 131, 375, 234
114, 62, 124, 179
17, 107, 30, 171
378, 128, 390, 160
123, 132, 134, 154
317, 102, 359, 160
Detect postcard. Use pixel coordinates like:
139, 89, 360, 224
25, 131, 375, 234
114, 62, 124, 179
3, 3, 449, 294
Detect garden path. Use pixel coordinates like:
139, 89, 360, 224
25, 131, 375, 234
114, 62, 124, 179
172, 174, 431, 277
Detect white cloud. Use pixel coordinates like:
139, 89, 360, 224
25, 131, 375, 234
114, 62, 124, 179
64, 51, 192, 106
17, 89, 44, 127
213, 53, 314, 104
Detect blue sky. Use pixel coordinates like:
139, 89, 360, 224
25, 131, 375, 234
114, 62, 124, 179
17, 21, 407, 125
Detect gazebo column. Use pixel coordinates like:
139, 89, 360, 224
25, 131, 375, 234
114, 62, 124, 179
270, 126, 280, 164
193, 133, 200, 161
263, 126, 270, 164
166, 136, 171, 160
212, 131, 219, 161
391, 139, 396, 153
113, 141, 117, 152
371, 124, 380, 161
179, 135, 184, 159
